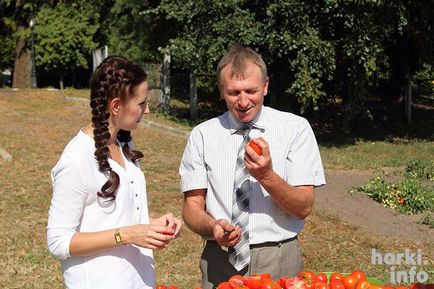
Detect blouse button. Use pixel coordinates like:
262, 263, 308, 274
135, 194, 138, 197
136, 207, 139, 210
131, 181, 134, 184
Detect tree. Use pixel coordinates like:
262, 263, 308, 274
0, 0, 47, 88
155, 0, 434, 123
33, 2, 98, 89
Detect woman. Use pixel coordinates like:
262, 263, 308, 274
47, 56, 181, 289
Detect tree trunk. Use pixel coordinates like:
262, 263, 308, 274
12, 26, 31, 88
189, 71, 197, 121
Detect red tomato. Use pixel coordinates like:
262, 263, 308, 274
330, 273, 345, 284
168, 286, 178, 289
218, 282, 233, 289
395, 286, 408, 289
355, 280, 372, 289
331, 283, 346, 289
229, 275, 246, 287
285, 277, 306, 289
299, 272, 316, 281
343, 275, 357, 289
426, 285, 434, 289
350, 271, 367, 282
156, 285, 167, 289
315, 283, 331, 289
244, 276, 262, 289
410, 284, 426, 289
280, 277, 292, 289
261, 273, 272, 280
382, 286, 394, 289
313, 274, 328, 285
248, 140, 262, 156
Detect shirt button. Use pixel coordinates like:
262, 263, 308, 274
135, 194, 138, 197
136, 207, 139, 210
131, 181, 134, 184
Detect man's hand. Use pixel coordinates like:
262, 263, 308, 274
212, 219, 241, 247
244, 137, 274, 182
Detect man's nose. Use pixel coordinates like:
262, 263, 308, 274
238, 92, 249, 107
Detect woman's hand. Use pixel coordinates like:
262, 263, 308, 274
150, 213, 182, 239
120, 223, 175, 250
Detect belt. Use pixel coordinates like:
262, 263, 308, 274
249, 236, 297, 248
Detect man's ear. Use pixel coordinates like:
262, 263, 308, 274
263, 77, 269, 96
109, 97, 121, 115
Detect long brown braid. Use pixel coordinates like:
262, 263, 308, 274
89, 56, 146, 200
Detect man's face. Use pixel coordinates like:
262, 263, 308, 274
219, 62, 268, 123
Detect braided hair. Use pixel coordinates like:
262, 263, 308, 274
89, 56, 146, 200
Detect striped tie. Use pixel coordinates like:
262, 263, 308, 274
228, 124, 251, 271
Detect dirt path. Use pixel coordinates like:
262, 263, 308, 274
315, 169, 434, 243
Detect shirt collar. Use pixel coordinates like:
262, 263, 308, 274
229, 105, 266, 134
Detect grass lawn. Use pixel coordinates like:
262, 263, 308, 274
0, 89, 432, 289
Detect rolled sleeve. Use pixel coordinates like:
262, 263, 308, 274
47, 155, 88, 260
179, 127, 208, 193
286, 119, 326, 187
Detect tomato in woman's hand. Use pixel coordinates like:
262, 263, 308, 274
229, 275, 245, 287
156, 285, 167, 289
248, 140, 262, 156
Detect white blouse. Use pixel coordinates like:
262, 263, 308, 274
47, 130, 154, 289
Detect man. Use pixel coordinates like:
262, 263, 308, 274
179, 45, 325, 289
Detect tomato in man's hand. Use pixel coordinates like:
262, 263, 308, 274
248, 140, 262, 156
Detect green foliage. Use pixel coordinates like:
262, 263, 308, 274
352, 160, 434, 215
413, 64, 434, 101
34, 3, 98, 78
104, 0, 163, 63
405, 159, 434, 181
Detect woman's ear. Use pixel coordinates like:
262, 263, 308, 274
109, 97, 121, 115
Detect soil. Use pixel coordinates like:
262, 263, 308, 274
315, 169, 434, 243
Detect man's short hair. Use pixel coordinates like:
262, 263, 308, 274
216, 44, 268, 87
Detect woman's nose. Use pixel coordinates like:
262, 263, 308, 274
144, 102, 150, 114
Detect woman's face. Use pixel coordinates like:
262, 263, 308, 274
117, 81, 149, 131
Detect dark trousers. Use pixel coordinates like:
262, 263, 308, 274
199, 237, 303, 289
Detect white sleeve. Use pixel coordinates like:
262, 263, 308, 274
179, 127, 208, 193
46, 155, 88, 260
286, 118, 326, 187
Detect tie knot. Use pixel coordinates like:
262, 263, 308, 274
240, 124, 251, 138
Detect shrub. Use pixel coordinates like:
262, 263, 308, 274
352, 160, 434, 215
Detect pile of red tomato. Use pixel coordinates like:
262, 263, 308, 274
156, 271, 433, 289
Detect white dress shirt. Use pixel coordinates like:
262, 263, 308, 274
179, 106, 326, 244
47, 130, 154, 289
